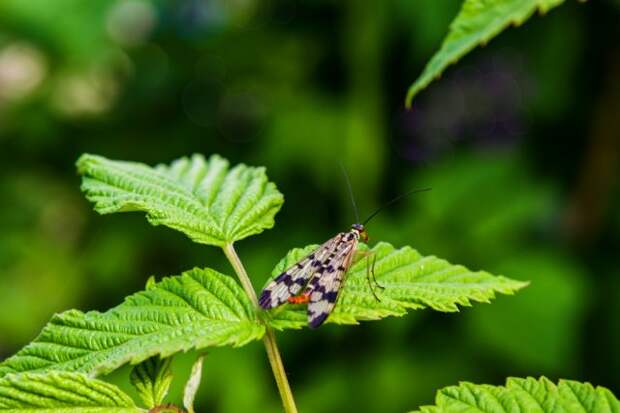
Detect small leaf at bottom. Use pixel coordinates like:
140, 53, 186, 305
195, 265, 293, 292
131, 356, 174, 408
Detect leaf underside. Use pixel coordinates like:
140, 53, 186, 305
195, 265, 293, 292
0, 371, 140, 412
77, 153, 284, 247
411, 377, 620, 413
264, 242, 528, 329
406, 0, 566, 106
0, 269, 264, 378
183, 355, 205, 413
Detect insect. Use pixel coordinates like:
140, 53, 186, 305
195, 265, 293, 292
258, 167, 430, 328
259, 222, 378, 328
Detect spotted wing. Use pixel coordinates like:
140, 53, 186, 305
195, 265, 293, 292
306, 233, 358, 328
258, 233, 346, 309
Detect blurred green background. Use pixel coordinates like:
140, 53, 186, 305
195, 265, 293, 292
0, 0, 619, 411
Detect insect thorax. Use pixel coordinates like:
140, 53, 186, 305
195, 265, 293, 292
350, 223, 368, 242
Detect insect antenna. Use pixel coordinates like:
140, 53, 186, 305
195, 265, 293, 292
339, 162, 360, 224
362, 187, 431, 226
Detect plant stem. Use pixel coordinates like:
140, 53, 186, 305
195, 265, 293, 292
223, 243, 299, 413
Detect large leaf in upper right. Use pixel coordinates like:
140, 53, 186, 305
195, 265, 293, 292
266, 242, 527, 329
411, 377, 620, 413
406, 0, 566, 107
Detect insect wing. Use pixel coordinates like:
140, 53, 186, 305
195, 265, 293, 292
307, 233, 358, 328
258, 234, 345, 309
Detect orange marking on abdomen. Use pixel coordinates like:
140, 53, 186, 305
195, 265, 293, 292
288, 293, 310, 304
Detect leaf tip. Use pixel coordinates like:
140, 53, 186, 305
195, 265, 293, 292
509, 279, 530, 292
146, 276, 157, 289
75, 153, 96, 174
405, 86, 417, 108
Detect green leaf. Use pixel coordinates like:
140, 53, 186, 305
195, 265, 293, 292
410, 377, 620, 413
0, 268, 265, 378
183, 355, 205, 413
130, 357, 173, 409
76, 154, 284, 246
0, 371, 141, 412
265, 242, 527, 329
406, 0, 566, 106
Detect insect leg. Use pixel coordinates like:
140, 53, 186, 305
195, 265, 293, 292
369, 252, 384, 290
362, 251, 381, 302
352, 249, 382, 301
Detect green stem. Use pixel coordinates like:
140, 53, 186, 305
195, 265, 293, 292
223, 243, 299, 413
